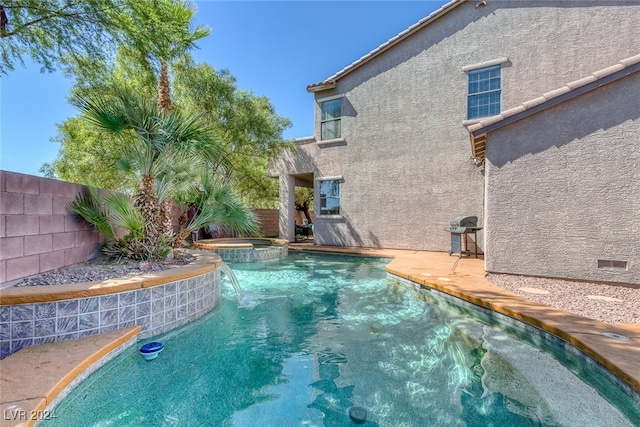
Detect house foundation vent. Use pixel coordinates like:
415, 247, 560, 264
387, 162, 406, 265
597, 259, 628, 270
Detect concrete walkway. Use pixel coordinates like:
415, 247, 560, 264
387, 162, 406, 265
0, 246, 638, 426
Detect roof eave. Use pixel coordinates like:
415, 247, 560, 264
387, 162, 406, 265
468, 55, 640, 158
306, 81, 337, 93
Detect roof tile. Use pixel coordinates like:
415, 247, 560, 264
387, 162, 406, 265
500, 104, 527, 117
566, 74, 598, 90
619, 53, 640, 68
467, 53, 640, 142
542, 86, 571, 100
522, 96, 547, 110
592, 63, 625, 79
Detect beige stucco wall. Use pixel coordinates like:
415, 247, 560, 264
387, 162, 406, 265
484, 74, 640, 284
270, 1, 640, 251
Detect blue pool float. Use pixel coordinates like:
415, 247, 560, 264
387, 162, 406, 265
139, 342, 164, 360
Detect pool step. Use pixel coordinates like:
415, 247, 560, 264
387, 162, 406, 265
0, 326, 140, 427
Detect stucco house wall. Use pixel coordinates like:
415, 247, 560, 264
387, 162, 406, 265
484, 73, 640, 284
270, 0, 640, 252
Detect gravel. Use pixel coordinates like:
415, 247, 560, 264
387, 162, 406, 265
14, 253, 194, 287
487, 273, 640, 325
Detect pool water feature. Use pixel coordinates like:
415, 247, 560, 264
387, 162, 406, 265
219, 262, 244, 302
43, 253, 640, 426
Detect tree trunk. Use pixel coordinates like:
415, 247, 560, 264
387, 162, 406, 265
160, 197, 175, 239
1, 7, 8, 37
172, 209, 191, 248
158, 60, 172, 113
157, 61, 175, 243
135, 174, 160, 234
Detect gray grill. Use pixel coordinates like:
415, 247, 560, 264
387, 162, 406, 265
445, 216, 482, 258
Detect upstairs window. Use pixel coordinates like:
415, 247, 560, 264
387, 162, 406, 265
467, 65, 501, 119
319, 179, 340, 215
320, 98, 342, 140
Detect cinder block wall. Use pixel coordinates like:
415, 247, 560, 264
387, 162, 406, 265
0, 171, 103, 284
0, 172, 284, 284
253, 209, 280, 237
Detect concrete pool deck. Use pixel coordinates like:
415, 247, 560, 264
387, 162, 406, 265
1, 246, 638, 426
0, 327, 140, 427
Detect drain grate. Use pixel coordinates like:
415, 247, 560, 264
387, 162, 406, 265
348, 407, 367, 424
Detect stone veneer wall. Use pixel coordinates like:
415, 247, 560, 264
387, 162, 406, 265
0, 171, 103, 284
0, 268, 221, 359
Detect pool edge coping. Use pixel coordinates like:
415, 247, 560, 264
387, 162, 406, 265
290, 245, 640, 396
0, 250, 223, 305
0, 326, 140, 427
194, 237, 289, 250
0, 245, 637, 425
0, 250, 224, 426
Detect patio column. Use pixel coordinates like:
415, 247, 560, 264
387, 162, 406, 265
279, 174, 296, 242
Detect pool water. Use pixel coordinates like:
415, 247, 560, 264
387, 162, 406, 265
44, 253, 639, 426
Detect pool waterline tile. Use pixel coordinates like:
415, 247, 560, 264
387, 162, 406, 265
56, 300, 78, 317
79, 312, 99, 331
136, 302, 150, 319
56, 315, 77, 334
11, 320, 33, 339
35, 302, 56, 319
79, 297, 99, 314
34, 318, 56, 336
119, 305, 136, 323
136, 289, 151, 304
119, 291, 136, 307
11, 304, 34, 321
100, 309, 118, 327
99, 294, 118, 310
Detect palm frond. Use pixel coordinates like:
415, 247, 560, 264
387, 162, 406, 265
68, 188, 116, 239
71, 93, 127, 134
218, 202, 261, 237
185, 179, 261, 236
104, 193, 146, 238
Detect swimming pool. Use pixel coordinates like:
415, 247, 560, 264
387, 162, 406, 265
43, 253, 640, 426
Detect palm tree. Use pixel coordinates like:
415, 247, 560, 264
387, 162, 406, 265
69, 185, 164, 261
70, 88, 246, 258
125, 0, 210, 234
123, 0, 210, 114
173, 173, 262, 246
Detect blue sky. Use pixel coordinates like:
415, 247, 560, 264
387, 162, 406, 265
0, 1, 445, 176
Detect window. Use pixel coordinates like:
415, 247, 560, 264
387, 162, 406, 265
319, 179, 340, 215
467, 65, 501, 119
320, 98, 342, 140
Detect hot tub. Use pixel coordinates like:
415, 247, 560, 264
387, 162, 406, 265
194, 238, 288, 262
